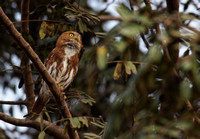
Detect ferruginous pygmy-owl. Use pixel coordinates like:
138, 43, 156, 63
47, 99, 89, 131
31, 31, 83, 114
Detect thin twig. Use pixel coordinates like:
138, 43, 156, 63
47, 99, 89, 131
107, 61, 158, 69
129, 0, 134, 11
21, 0, 35, 112
97, 0, 115, 15
140, 33, 150, 49
13, 19, 71, 24
98, 15, 122, 21
0, 100, 26, 105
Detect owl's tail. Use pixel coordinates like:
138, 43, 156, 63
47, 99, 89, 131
32, 91, 50, 114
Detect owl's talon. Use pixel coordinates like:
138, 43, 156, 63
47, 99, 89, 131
61, 92, 67, 99
59, 87, 64, 91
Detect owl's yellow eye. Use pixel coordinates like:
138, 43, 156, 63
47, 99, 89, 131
69, 33, 74, 37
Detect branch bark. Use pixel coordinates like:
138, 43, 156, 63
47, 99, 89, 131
21, 0, 35, 112
0, 112, 70, 139
0, 7, 79, 139
0, 100, 26, 105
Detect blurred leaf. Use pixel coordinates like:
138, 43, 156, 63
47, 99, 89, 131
180, 80, 191, 99
39, 22, 55, 39
167, 129, 180, 138
176, 121, 192, 130
113, 62, 122, 80
113, 41, 126, 52
97, 46, 107, 70
124, 61, 137, 75
148, 45, 162, 62
120, 23, 145, 38
38, 131, 45, 139
181, 60, 193, 71
78, 19, 88, 33
116, 4, 132, 21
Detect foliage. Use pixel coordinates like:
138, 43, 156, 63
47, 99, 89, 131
1, 0, 200, 139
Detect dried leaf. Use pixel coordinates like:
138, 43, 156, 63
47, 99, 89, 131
39, 21, 55, 39
40, 115, 44, 131
113, 63, 122, 80
124, 61, 137, 75
44, 112, 51, 122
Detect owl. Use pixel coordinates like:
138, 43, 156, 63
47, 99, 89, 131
31, 31, 83, 114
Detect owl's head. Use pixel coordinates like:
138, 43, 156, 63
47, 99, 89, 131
56, 31, 83, 53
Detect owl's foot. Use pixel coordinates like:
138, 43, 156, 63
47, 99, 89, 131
61, 92, 67, 99
59, 87, 64, 91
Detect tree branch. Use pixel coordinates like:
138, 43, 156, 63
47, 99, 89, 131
0, 7, 78, 139
0, 112, 69, 139
98, 15, 122, 21
21, 0, 35, 112
0, 100, 26, 105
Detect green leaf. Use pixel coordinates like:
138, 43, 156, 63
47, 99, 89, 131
113, 41, 126, 52
120, 23, 145, 38
78, 117, 89, 127
78, 19, 88, 33
116, 4, 132, 21
113, 63, 122, 80
38, 131, 45, 139
148, 45, 162, 62
69, 117, 81, 128
84, 133, 102, 139
181, 60, 193, 71
180, 80, 191, 99
97, 46, 107, 70
81, 98, 96, 106
124, 61, 137, 75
